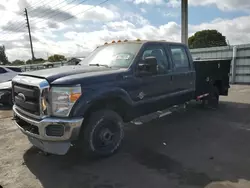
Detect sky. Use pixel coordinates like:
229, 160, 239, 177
0, 0, 250, 61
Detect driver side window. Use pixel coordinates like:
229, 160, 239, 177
141, 44, 169, 74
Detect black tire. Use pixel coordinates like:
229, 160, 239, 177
2, 95, 13, 106
78, 109, 124, 158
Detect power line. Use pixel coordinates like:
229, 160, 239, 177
28, 0, 67, 17
29, 0, 79, 23
26, 0, 52, 12
0, 25, 26, 41
0, 0, 110, 41
0, 15, 26, 35
58, 0, 110, 23
30, 0, 90, 26
0, 0, 65, 35
31, 0, 109, 28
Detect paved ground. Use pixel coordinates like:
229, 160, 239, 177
1, 85, 250, 188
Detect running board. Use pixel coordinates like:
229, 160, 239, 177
130, 103, 188, 125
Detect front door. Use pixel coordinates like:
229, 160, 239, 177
133, 43, 174, 114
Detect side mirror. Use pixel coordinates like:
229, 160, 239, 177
138, 56, 157, 76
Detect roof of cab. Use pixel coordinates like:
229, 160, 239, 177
101, 40, 186, 46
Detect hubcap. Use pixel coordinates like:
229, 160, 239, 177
100, 128, 114, 143
92, 119, 121, 152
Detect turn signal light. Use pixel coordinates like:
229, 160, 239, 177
70, 93, 81, 103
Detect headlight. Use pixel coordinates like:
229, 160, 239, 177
51, 85, 82, 117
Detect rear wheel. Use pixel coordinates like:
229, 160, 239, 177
78, 109, 124, 158
202, 86, 219, 109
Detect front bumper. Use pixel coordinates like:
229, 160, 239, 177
13, 105, 84, 155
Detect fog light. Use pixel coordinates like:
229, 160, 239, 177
46, 124, 64, 137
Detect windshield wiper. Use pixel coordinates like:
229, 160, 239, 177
89, 63, 110, 68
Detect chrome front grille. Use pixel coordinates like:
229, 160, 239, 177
13, 83, 40, 115
12, 75, 50, 119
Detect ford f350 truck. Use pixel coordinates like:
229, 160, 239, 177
12, 40, 231, 157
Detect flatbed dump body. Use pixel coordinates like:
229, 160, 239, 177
194, 59, 231, 98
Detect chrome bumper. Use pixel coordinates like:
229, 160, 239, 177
13, 105, 84, 142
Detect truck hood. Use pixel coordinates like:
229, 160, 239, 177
19, 65, 122, 83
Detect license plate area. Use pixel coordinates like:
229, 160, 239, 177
28, 137, 44, 150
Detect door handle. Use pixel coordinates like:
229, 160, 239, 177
170, 75, 173, 81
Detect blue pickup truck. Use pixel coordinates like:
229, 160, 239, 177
12, 40, 231, 158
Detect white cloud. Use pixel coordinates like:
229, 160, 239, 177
189, 0, 250, 12
163, 12, 179, 17
106, 21, 136, 30
189, 16, 250, 45
132, 0, 164, 5
0, 0, 121, 61
64, 21, 181, 50
140, 8, 147, 13
126, 0, 180, 7
157, 7, 179, 18
123, 13, 150, 25
74, 5, 120, 22
1, 0, 250, 62
127, 0, 249, 10
0, 0, 120, 30
3, 15, 250, 61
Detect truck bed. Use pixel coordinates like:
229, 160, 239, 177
194, 59, 231, 97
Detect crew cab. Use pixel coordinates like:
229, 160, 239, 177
12, 40, 231, 157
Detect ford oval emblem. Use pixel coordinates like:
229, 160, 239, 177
18, 93, 26, 102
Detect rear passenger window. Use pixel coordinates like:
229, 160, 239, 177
170, 46, 189, 69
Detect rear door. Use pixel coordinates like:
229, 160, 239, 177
168, 44, 195, 104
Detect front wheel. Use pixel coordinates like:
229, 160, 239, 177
78, 109, 124, 158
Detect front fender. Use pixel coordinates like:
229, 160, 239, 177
69, 87, 134, 117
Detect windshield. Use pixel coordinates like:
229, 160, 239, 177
79, 43, 142, 68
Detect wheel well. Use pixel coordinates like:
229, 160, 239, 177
84, 97, 131, 123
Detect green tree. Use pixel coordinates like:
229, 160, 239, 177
0, 45, 9, 64
48, 54, 66, 62
26, 59, 33, 64
12, 59, 25, 65
34, 58, 45, 62
188, 30, 227, 49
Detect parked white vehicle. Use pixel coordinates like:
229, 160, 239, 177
0, 66, 22, 83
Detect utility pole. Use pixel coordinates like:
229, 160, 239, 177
24, 8, 35, 61
181, 0, 188, 45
